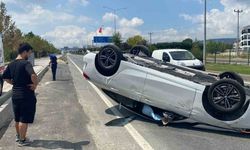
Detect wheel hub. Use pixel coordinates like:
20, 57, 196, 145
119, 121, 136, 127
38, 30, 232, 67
99, 48, 117, 69
212, 83, 241, 111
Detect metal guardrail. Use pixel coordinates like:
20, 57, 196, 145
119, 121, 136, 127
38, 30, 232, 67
0, 66, 49, 106
0, 90, 12, 106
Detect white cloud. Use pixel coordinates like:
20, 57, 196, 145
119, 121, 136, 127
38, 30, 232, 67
151, 28, 191, 43
102, 12, 119, 22
42, 25, 87, 48
77, 16, 93, 23
11, 5, 75, 26
10, 4, 92, 32
68, 0, 89, 6
101, 13, 144, 41
118, 28, 141, 38
180, 0, 250, 39
1, 0, 17, 4
119, 17, 144, 28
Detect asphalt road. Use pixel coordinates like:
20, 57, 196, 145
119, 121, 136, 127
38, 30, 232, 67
68, 54, 250, 150
0, 63, 96, 149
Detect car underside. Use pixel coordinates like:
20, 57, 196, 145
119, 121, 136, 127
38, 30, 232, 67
123, 53, 218, 85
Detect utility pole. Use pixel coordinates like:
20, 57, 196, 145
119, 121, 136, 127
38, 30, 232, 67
148, 32, 153, 45
203, 0, 207, 65
234, 9, 243, 56
103, 6, 127, 34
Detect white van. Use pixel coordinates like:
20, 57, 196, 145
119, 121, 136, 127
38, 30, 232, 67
152, 49, 205, 70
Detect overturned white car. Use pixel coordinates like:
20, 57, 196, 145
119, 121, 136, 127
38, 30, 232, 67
82, 45, 250, 132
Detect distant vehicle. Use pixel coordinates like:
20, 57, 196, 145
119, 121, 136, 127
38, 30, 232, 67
0, 33, 4, 96
152, 49, 205, 70
83, 44, 250, 133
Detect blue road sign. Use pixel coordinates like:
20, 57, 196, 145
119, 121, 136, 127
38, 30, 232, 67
93, 36, 113, 43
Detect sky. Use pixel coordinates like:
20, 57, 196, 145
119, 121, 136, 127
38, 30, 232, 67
1, 0, 250, 48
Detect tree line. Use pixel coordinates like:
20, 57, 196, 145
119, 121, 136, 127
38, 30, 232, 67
112, 32, 233, 60
0, 2, 59, 61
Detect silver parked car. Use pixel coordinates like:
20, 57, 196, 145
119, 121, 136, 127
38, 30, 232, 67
82, 44, 250, 133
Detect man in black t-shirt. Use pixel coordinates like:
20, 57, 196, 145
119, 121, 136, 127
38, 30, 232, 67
3, 43, 38, 147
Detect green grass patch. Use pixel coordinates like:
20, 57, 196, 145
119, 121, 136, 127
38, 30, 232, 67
206, 63, 250, 75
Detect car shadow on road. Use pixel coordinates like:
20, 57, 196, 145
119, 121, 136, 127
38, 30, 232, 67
105, 105, 167, 128
105, 105, 250, 139
29, 140, 90, 150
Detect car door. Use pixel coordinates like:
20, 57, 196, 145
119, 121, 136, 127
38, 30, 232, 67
141, 70, 197, 116
107, 61, 147, 102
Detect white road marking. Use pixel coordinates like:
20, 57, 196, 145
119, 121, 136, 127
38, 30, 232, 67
45, 82, 51, 85
68, 56, 155, 150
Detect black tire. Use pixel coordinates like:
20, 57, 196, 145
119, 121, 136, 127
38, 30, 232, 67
95, 45, 122, 76
130, 45, 151, 57
207, 79, 246, 114
219, 72, 244, 86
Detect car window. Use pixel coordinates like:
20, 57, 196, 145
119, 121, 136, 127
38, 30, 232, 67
169, 51, 195, 60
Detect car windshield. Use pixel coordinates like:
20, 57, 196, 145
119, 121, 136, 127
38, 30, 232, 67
169, 51, 195, 60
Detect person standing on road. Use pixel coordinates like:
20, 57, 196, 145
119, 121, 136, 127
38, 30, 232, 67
49, 54, 57, 81
2, 43, 38, 147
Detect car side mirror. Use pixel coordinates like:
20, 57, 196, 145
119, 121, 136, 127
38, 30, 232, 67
162, 53, 170, 62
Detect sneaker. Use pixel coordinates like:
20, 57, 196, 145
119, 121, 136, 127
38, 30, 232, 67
18, 138, 32, 147
15, 135, 20, 142
161, 117, 169, 126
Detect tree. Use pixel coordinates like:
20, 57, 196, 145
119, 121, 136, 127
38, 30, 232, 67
127, 35, 147, 46
182, 38, 193, 44
154, 40, 194, 51
182, 38, 193, 50
23, 32, 59, 58
148, 45, 157, 53
112, 32, 122, 47
191, 41, 203, 60
0, 2, 59, 61
120, 42, 131, 51
0, 2, 23, 60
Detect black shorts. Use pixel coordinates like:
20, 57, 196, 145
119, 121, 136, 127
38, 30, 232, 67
12, 97, 37, 123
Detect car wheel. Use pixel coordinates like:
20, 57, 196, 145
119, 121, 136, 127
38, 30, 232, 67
95, 45, 122, 76
219, 72, 244, 86
207, 79, 246, 114
130, 45, 151, 57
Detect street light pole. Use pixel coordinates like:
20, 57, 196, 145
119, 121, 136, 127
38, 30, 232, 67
103, 6, 127, 34
114, 10, 117, 34
148, 32, 153, 45
203, 0, 207, 65
234, 9, 243, 56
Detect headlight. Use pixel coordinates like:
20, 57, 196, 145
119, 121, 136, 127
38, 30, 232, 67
200, 61, 204, 65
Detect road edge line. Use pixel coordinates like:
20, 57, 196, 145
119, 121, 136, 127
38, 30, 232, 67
68, 56, 155, 150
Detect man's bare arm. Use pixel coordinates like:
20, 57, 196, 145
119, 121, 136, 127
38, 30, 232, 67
30, 73, 38, 91
4, 79, 12, 85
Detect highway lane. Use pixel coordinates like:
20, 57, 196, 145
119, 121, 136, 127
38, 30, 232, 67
69, 54, 250, 150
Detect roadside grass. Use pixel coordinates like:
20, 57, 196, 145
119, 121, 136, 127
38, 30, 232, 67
206, 63, 250, 75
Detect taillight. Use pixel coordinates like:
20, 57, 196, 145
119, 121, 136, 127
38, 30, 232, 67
83, 72, 90, 80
